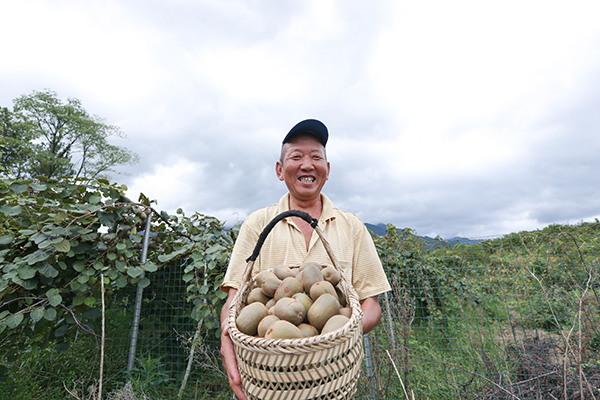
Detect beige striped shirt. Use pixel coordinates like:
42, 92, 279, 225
221, 194, 391, 300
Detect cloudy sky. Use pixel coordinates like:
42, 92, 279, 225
2, 0, 600, 239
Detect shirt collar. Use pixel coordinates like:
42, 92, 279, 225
277, 193, 336, 224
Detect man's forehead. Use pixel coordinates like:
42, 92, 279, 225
284, 141, 325, 154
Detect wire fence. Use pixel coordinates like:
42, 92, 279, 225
2, 230, 599, 399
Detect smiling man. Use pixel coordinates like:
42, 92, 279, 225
219, 119, 391, 400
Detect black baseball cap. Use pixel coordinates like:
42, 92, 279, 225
283, 119, 328, 146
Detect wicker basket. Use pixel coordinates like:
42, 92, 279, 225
227, 210, 364, 400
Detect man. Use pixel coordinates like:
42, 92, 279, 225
219, 119, 391, 399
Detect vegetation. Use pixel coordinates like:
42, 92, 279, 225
368, 221, 600, 399
0, 175, 235, 399
2, 103, 599, 399
1, 90, 139, 180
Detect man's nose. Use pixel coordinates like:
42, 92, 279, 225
300, 157, 314, 169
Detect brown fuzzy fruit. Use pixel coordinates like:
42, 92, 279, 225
273, 277, 304, 301
297, 323, 319, 337
339, 307, 352, 318
247, 287, 271, 304
309, 280, 338, 301
257, 315, 280, 337
261, 275, 282, 298
321, 265, 341, 286
265, 320, 303, 339
292, 292, 313, 317
273, 265, 297, 280
255, 270, 278, 288
236, 302, 269, 336
300, 264, 323, 293
273, 297, 306, 326
321, 314, 350, 334
307, 293, 341, 331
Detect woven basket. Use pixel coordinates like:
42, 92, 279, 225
227, 210, 364, 400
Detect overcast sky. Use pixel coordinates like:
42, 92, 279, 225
2, 0, 600, 239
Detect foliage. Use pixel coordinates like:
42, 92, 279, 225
0, 106, 34, 178
0, 176, 235, 352
1, 89, 139, 180
373, 224, 474, 325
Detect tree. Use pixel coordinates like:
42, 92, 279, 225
1, 90, 139, 180
0, 107, 34, 178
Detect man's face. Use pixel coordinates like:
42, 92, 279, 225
276, 135, 330, 203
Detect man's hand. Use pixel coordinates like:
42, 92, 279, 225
360, 296, 382, 334
220, 288, 247, 400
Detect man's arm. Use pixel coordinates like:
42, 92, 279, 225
220, 288, 247, 400
360, 295, 382, 334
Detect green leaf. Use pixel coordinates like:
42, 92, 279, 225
9, 183, 28, 194
73, 261, 85, 272
18, 265, 37, 280
127, 267, 144, 278
44, 308, 57, 321
6, 313, 24, 328
158, 253, 175, 263
48, 294, 62, 307
70, 280, 82, 291
116, 276, 128, 288
0, 235, 13, 245
34, 233, 49, 244
30, 183, 47, 191
31, 307, 45, 322
143, 261, 158, 273
116, 242, 127, 251
0, 205, 23, 216
53, 211, 68, 223
38, 238, 53, 249
40, 264, 59, 278
89, 194, 101, 204
183, 272, 194, 282
72, 296, 85, 306
54, 239, 71, 253
138, 277, 151, 288
115, 261, 127, 272
84, 297, 96, 306
25, 249, 50, 265
206, 244, 226, 254
54, 324, 69, 337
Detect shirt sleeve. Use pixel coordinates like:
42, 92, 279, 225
351, 223, 392, 300
220, 214, 262, 292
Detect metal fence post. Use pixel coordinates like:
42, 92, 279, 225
383, 291, 397, 350
127, 213, 152, 372
363, 333, 377, 399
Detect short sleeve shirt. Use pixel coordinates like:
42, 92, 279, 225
221, 193, 391, 300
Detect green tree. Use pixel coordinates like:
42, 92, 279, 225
2, 89, 139, 179
0, 106, 34, 178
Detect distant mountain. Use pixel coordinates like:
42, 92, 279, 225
364, 223, 483, 247
364, 223, 388, 236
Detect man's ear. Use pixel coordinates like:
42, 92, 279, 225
275, 161, 284, 181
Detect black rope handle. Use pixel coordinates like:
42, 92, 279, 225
245, 210, 318, 262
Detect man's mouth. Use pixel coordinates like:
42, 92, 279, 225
299, 177, 315, 183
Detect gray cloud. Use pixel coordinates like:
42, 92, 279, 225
2, 0, 600, 239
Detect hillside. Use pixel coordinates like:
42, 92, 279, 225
364, 223, 483, 247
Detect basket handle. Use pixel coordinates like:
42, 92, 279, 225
245, 210, 318, 262
234, 210, 318, 301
